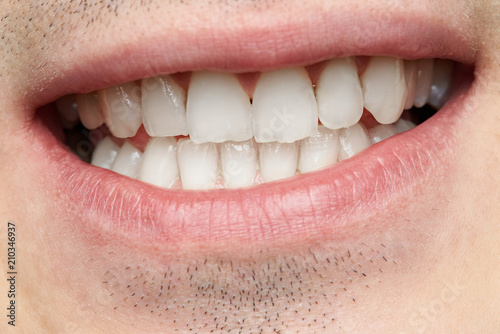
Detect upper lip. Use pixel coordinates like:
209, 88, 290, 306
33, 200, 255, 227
24, 0, 476, 109
21, 1, 476, 246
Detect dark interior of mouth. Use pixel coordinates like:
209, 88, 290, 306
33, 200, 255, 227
39, 57, 473, 190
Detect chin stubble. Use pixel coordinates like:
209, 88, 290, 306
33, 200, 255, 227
94, 241, 400, 333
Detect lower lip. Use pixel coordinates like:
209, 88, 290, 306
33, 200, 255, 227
30, 77, 471, 247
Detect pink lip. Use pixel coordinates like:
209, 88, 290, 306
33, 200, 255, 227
25, 3, 475, 109
20, 4, 476, 247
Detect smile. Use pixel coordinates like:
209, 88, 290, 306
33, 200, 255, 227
20, 2, 476, 248
58, 56, 453, 191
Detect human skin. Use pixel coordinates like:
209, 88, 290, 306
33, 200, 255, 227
0, 0, 499, 333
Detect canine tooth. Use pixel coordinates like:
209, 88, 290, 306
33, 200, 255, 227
253, 67, 318, 143
111, 141, 143, 178
177, 139, 218, 190
298, 126, 340, 173
259, 142, 299, 182
316, 57, 363, 129
221, 140, 258, 188
394, 119, 416, 133
339, 123, 371, 160
404, 60, 418, 110
91, 136, 120, 169
55, 95, 79, 129
99, 82, 142, 138
76, 93, 104, 130
138, 137, 179, 188
361, 57, 408, 124
427, 59, 454, 109
368, 124, 397, 144
413, 59, 434, 108
186, 71, 252, 144
142, 76, 188, 137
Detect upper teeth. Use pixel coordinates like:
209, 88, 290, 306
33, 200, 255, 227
59, 56, 453, 189
360, 56, 408, 125
99, 82, 143, 138
252, 67, 318, 143
141, 75, 189, 137
187, 71, 253, 144
316, 57, 364, 129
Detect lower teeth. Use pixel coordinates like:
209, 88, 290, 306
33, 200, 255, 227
82, 120, 415, 190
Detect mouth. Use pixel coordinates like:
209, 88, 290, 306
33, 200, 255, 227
19, 2, 476, 249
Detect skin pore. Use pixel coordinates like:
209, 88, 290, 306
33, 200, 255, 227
0, 0, 499, 333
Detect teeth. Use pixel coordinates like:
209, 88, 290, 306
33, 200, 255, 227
111, 142, 143, 178
55, 95, 80, 129
76, 93, 104, 130
339, 123, 371, 161
141, 76, 188, 137
83, 57, 455, 189
220, 140, 258, 188
298, 125, 340, 173
186, 71, 252, 144
316, 57, 364, 129
177, 139, 219, 190
253, 67, 318, 143
361, 57, 408, 124
427, 59, 454, 109
413, 59, 434, 108
259, 142, 299, 182
138, 137, 179, 188
99, 82, 142, 138
368, 124, 397, 144
393, 119, 416, 134
404, 60, 418, 110
91, 136, 120, 169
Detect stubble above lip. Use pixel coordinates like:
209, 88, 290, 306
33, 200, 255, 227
2, 0, 476, 109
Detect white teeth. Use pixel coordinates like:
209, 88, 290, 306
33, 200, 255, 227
339, 123, 371, 161
220, 140, 258, 188
427, 59, 454, 109
86, 57, 454, 189
99, 82, 142, 138
55, 95, 80, 129
404, 60, 418, 110
138, 137, 179, 188
76, 93, 104, 130
91, 136, 120, 169
413, 59, 434, 108
316, 57, 364, 129
298, 126, 339, 173
177, 139, 219, 190
111, 142, 143, 178
253, 67, 318, 143
361, 56, 408, 124
186, 71, 252, 144
141, 76, 188, 137
259, 142, 299, 182
368, 124, 397, 144
393, 119, 416, 134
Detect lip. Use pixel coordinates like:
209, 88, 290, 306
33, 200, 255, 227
22, 0, 476, 110
16, 1, 476, 249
